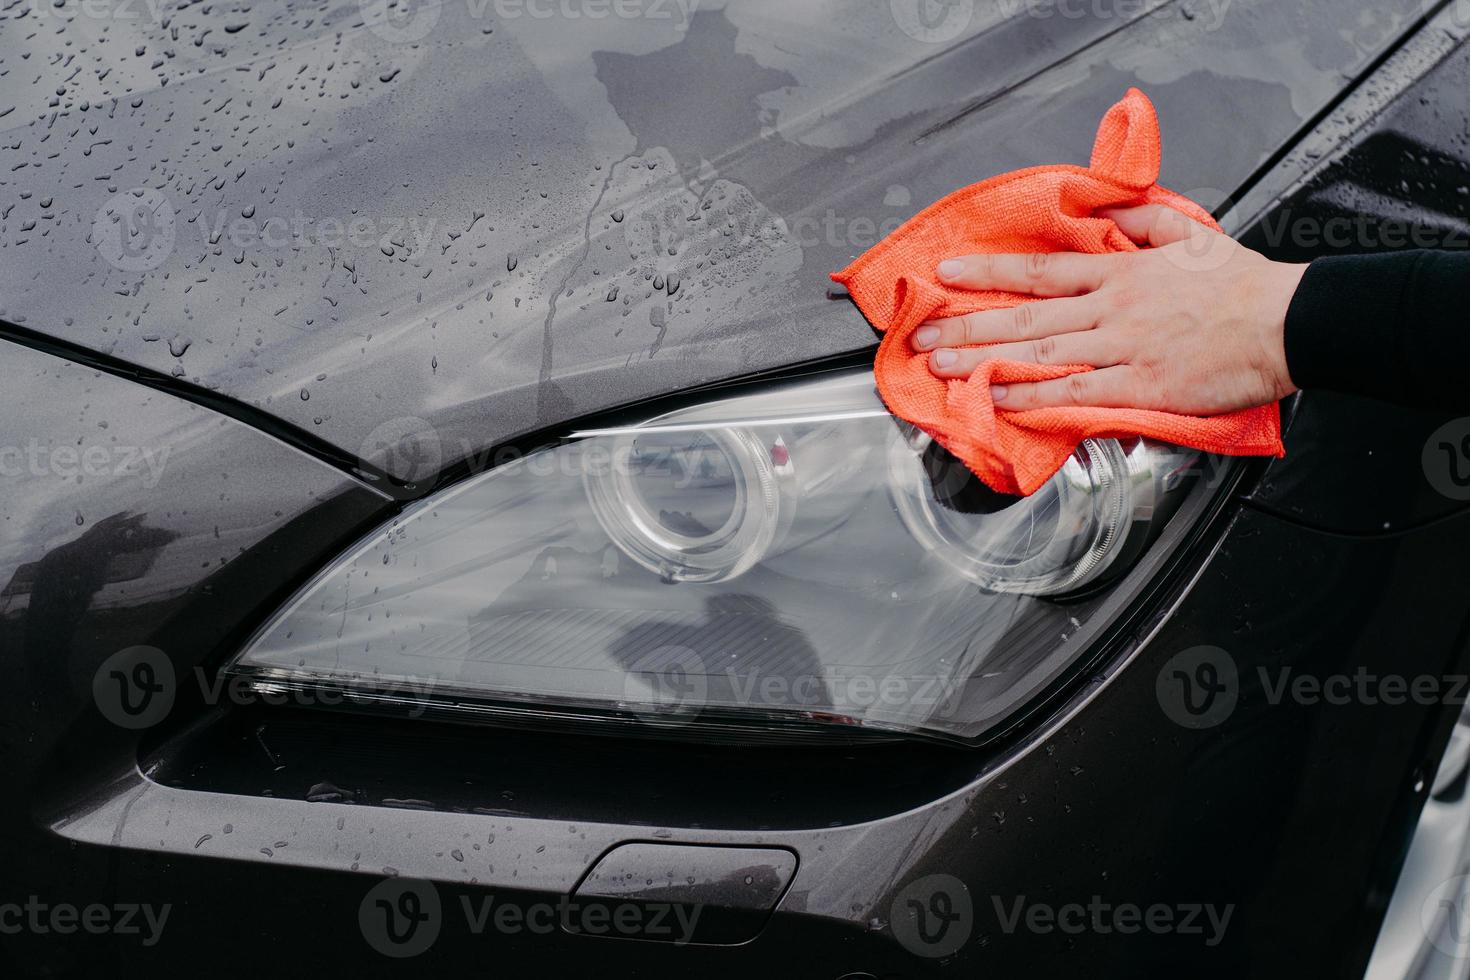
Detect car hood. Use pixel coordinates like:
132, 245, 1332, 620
0, 0, 1425, 480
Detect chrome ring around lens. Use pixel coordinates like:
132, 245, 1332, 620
582, 425, 784, 583
887, 431, 1134, 595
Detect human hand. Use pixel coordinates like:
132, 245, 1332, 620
910, 204, 1308, 415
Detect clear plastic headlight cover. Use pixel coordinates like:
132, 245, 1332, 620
229, 369, 1204, 744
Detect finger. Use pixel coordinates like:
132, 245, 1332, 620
936, 251, 1112, 297
1099, 204, 1213, 248
991, 367, 1148, 410
911, 295, 1101, 351
929, 332, 1120, 378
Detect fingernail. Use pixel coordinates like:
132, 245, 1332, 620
937, 259, 965, 280
991, 385, 1008, 402
914, 326, 939, 348
933, 349, 957, 369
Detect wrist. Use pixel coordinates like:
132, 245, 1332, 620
1255, 259, 1308, 398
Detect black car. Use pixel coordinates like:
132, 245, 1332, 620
5, 0, 1470, 976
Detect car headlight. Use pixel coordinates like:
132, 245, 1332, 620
228, 368, 1205, 744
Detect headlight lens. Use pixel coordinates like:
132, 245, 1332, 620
229, 368, 1204, 743
582, 425, 786, 584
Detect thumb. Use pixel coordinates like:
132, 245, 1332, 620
1100, 203, 1214, 248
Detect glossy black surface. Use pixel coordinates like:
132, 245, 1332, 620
0, 340, 390, 974
3, 1, 1470, 977
0, 0, 1445, 487
1238, 26, 1470, 532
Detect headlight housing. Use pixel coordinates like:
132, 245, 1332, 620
229, 368, 1206, 744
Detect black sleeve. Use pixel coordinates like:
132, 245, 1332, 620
1283, 249, 1470, 410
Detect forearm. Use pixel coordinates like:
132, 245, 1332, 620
1284, 249, 1470, 410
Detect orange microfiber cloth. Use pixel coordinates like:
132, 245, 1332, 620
831, 88, 1284, 496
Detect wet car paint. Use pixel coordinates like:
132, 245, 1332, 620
0, 0, 1444, 487
0, 339, 389, 974
3, 0, 1470, 977
1236, 26, 1470, 533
